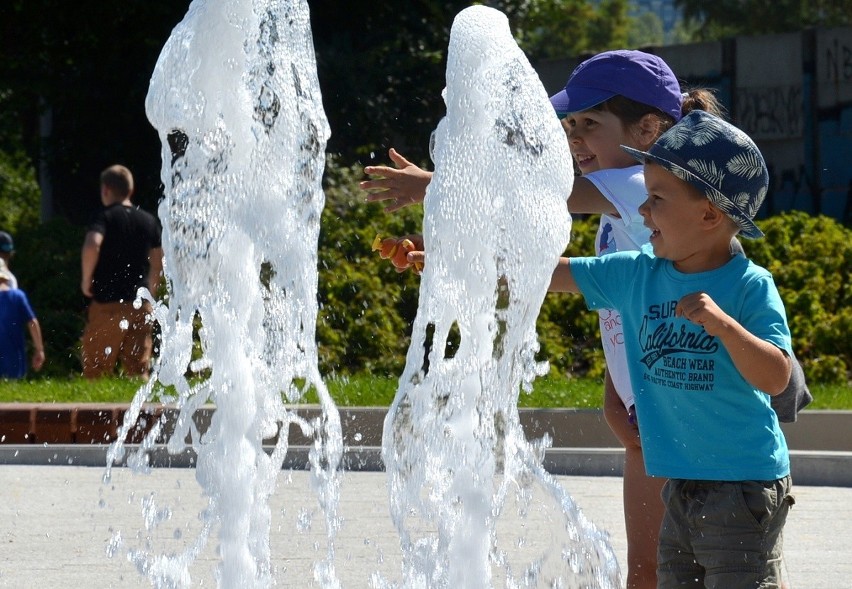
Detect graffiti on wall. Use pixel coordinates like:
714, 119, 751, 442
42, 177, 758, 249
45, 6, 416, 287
736, 85, 804, 140
823, 36, 852, 84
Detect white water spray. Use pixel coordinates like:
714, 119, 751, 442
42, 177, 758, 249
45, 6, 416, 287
102, 2, 621, 588
380, 6, 621, 588
104, 1, 342, 587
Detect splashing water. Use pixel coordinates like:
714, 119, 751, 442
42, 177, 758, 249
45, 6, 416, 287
104, 0, 342, 587
102, 1, 621, 588
379, 6, 621, 588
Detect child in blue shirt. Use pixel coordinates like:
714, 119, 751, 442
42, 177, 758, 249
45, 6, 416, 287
550, 110, 794, 588
0, 258, 45, 378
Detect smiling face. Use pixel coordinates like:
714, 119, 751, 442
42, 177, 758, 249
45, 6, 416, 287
562, 108, 642, 175
638, 163, 736, 273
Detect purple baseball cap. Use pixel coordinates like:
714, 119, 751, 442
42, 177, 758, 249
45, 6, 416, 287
549, 50, 683, 122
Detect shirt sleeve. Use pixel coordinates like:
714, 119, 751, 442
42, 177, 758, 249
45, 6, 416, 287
88, 208, 107, 235
14, 290, 36, 322
584, 166, 647, 225
739, 268, 793, 356
569, 251, 639, 312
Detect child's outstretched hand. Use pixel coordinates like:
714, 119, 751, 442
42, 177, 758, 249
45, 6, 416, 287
372, 234, 424, 274
361, 148, 432, 212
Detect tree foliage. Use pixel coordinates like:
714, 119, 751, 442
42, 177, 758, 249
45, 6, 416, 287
0, 1, 192, 223
675, 0, 852, 40
0, 150, 40, 235
500, 0, 630, 61
0, 0, 635, 227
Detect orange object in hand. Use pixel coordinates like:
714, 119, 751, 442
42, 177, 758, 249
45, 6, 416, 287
372, 235, 423, 273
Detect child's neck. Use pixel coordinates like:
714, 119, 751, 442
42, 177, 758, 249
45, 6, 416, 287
672, 234, 739, 274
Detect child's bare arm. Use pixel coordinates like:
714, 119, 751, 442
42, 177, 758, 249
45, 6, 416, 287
567, 177, 619, 216
361, 148, 432, 212
676, 292, 791, 395
548, 258, 581, 293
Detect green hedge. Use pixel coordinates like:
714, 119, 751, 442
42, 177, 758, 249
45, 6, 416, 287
317, 163, 850, 384
742, 211, 851, 384
9, 159, 852, 385
12, 218, 87, 377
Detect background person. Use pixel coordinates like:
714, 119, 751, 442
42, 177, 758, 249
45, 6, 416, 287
80, 164, 163, 380
0, 230, 19, 289
0, 258, 44, 378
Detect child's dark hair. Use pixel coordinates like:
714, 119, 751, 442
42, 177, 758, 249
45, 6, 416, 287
591, 87, 725, 134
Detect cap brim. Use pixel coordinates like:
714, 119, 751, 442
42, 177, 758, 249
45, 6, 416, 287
550, 87, 614, 118
621, 145, 764, 239
549, 90, 570, 118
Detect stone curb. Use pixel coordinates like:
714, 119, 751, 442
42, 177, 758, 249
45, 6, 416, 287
2, 404, 849, 450
2, 405, 850, 487
1, 444, 849, 488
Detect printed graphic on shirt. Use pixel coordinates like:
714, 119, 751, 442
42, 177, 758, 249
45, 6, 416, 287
599, 308, 623, 348
638, 300, 719, 392
598, 221, 614, 254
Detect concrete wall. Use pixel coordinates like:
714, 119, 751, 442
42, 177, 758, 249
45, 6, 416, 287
535, 28, 852, 225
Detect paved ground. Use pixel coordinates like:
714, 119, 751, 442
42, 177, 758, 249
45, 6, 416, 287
0, 464, 848, 588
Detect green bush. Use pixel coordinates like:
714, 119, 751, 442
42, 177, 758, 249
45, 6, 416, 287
536, 218, 605, 378
317, 158, 423, 377
744, 211, 851, 384
6, 158, 850, 385
0, 150, 41, 234
12, 217, 87, 377
318, 164, 851, 385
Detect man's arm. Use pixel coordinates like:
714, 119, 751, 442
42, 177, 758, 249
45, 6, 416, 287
676, 292, 792, 395
80, 231, 103, 298
147, 246, 164, 298
27, 318, 45, 372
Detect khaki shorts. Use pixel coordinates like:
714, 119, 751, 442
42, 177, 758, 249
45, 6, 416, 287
658, 476, 794, 589
81, 300, 153, 379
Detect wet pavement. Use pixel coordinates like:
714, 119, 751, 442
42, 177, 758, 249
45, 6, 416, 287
1, 463, 849, 588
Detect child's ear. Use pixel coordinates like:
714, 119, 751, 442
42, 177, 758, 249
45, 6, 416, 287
702, 202, 727, 230
635, 114, 662, 150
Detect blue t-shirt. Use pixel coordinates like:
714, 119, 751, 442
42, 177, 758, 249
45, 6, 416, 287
570, 245, 791, 481
0, 288, 37, 379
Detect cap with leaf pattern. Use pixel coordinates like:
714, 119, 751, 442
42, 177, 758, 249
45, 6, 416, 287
623, 110, 769, 239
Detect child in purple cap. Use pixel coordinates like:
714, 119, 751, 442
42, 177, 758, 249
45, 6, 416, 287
363, 49, 722, 589
550, 110, 794, 589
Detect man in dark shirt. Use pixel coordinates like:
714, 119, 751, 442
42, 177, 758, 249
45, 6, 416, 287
80, 165, 163, 380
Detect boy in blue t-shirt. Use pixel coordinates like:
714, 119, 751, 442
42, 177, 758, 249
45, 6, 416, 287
549, 110, 794, 588
0, 258, 45, 378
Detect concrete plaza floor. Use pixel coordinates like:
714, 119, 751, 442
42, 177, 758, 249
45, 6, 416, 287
0, 463, 849, 588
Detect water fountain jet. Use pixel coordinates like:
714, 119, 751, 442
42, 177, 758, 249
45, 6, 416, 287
103, 2, 621, 588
